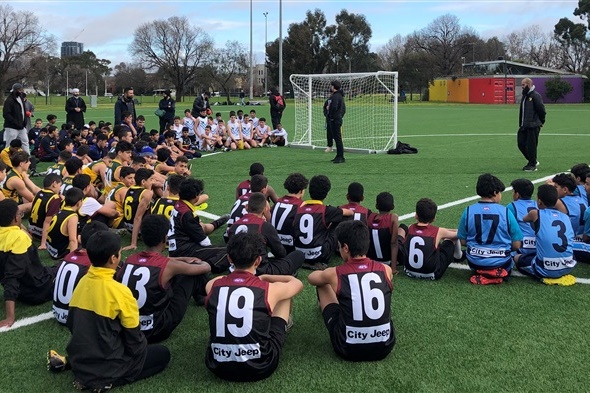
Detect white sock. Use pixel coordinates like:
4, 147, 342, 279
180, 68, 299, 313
453, 240, 463, 259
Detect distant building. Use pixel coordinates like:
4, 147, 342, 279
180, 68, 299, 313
61, 41, 84, 58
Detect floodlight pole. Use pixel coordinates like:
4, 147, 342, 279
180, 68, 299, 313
263, 12, 268, 95
249, 0, 254, 100
279, 0, 283, 95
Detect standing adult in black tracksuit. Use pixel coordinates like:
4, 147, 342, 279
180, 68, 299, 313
518, 78, 546, 172
327, 80, 346, 164
269, 87, 285, 130
158, 90, 175, 133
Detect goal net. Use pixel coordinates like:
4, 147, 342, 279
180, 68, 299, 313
289, 71, 398, 153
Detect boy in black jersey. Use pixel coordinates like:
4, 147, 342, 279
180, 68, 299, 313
366, 192, 402, 269
46, 188, 83, 259
30, 174, 62, 246
270, 172, 308, 253
339, 182, 370, 225
205, 232, 303, 381
398, 198, 462, 280
308, 220, 395, 361
122, 168, 156, 251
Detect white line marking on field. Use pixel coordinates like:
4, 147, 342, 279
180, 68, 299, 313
0, 311, 53, 333
401, 133, 589, 138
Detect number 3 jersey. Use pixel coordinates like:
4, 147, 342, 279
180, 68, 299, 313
332, 258, 394, 360
52, 250, 91, 324
205, 272, 277, 378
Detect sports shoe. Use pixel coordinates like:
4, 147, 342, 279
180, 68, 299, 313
285, 314, 294, 333
324, 146, 333, 153
111, 228, 129, 237
542, 274, 576, 286
73, 380, 112, 393
195, 202, 209, 211
476, 268, 509, 278
469, 275, 503, 285
302, 262, 328, 271
536, 161, 540, 166
453, 251, 466, 262
223, 147, 231, 152
332, 157, 345, 164
212, 213, 230, 229
47, 350, 67, 373
523, 165, 537, 172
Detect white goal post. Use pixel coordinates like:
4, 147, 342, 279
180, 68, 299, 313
289, 71, 398, 153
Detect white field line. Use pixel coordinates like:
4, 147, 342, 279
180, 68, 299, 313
0, 169, 581, 333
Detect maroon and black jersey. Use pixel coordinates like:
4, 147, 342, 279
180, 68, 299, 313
332, 258, 394, 360
168, 200, 210, 255
236, 179, 251, 199
29, 189, 61, 239
367, 212, 393, 264
339, 202, 370, 225
116, 251, 172, 333
270, 195, 303, 251
52, 250, 91, 324
293, 202, 343, 261
224, 193, 251, 240
228, 213, 287, 259
403, 224, 440, 278
205, 271, 277, 379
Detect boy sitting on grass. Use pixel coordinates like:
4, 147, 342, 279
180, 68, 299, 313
366, 192, 401, 269
515, 184, 576, 286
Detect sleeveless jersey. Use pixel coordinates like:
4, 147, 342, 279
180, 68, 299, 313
560, 195, 587, 238
46, 163, 64, 177
1, 170, 24, 203
575, 184, 589, 205
270, 195, 303, 249
224, 194, 251, 239
205, 272, 274, 374
250, 117, 259, 128
236, 179, 250, 197
60, 175, 74, 196
367, 212, 393, 264
256, 125, 270, 139
152, 196, 179, 220
82, 160, 103, 187
241, 123, 252, 139
508, 199, 538, 255
332, 258, 394, 360
403, 224, 440, 279
123, 186, 148, 230
228, 120, 241, 139
293, 203, 328, 260
228, 213, 265, 239
339, 202, 369, 225
104, 159, 123, 195
117, 251, 172, 332
46, 208, 77, 259
29, 189, 60, 237
462, 203, 514, 267
52, 250, 91, 324
533, 208, 576, 278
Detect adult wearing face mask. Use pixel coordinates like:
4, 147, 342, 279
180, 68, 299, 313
65, 88, 87, 131
518, 78, 546, 172
2, 83, 29, 152
114, 87, 137, 126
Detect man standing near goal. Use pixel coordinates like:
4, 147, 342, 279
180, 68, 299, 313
518, 78, 545, 172
327, 80, 346, 164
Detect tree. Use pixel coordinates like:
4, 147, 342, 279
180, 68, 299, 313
204, 41, 248, 104
326, 10, 376, 72
113, 63, 149, 95
0, 4, 54, 97
130, 16, 213, 102
545, 76, 574, 102
574, 0, 590, 29
553, 18, 590, 73
377, 34, 407, 71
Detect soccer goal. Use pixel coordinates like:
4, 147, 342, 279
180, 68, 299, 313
289, 71, 398, 153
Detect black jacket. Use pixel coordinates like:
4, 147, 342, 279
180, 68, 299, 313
192, 95, 210, 115
2, 93, 26, 130
114, 97, 136, 125
269, 92, 286, 115
158, 97, 176, 120
328, 90, 346, 121
65, 96, 87, 130
519, 87, 546, 128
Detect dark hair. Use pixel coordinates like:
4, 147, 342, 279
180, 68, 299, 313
375, 192, 394, 212
179, 178, 204, 200
175, 155, 189, 165
76, 144, 90, 156
156, 147, 171, 162
9, 151, 30, 168
63, 187, 84, 207
476, 173, 505, 198
135, 168, 154, 186
336, 220, 369, 258
283, 173, 308, 194
64, 157, 83, 176
120, 166, 136, 179
47, 125, 58, 133
115, 141, 133, 154
43, 173, 62, 188
80, 221, 109, 248
510, 178, 534, 199
249, 162, 264, 176
164, 131, 176, 139
309, 175, 331, 200
86, 231, 121, 267
537, 184, 558, 208
415, 198, 437, 223
259, 117, 266, 122
167, 174, 183, 195
227, 232, 265, 269
59, 150, 73, 161
9, 139, 22, 149
136, 115, 145, 121
58, 138, 73, 151
552, 173, 577, 193
229, 111, 236, 117
570, 163, 589, 181
123, 87, 133, 93
150, 129, 160, 136
246, 192, 267, 214
347, 182, 364, 203
0, 199, 19, 226
331, 80, 342, 90
88, 121, 96, 126
140, 214, 170, 247
0, 161, 7, 172
72, 174, 91, 190
95, 133, 108, 142
118, 129, 130, 140
46, 114, 57, 121
132, 155, 146, 165
250, 174, 268, 193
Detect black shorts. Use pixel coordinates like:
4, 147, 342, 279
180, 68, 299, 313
207, 317, 286, 382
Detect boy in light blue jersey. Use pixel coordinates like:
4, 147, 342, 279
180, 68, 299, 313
552, 173, 587, 239
507, 179, 537, 259
515, 184, 576, 285
457, 174, 522, 285
572, 170, 590, 263
570, 163, 589, 205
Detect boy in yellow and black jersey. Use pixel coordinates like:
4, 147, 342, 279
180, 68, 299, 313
103, 141, 133, 196
29, 174, 62, 244
46, 150, 72, 177
108, 166, 136, 229
46, 188, 83, 259
122, 168, 155, 251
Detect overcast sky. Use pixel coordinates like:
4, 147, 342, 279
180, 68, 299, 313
6, 0, 584, 65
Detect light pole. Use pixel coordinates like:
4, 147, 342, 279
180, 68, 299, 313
249, 0, 254, 100
263, 12, 268, 96
278, 0, 283, 95
461, 56, 465, 74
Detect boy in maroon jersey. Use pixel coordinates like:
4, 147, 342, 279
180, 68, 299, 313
270, 173, 309, 253
205, 232, 303, 381
339, 182, 370, 225
117, 215, 211, 342
224, 174, 269, 242
308, 220, 395, 361
398, 198, 463, 280
235, 162, 279, 203
366, 192, 402, 270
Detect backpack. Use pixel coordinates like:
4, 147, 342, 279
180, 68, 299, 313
387, 141, 418, 154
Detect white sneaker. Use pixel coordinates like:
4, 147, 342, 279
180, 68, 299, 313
324, 146, 333, 153
536, 161, 540, 166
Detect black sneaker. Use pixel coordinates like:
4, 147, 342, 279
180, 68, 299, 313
302, 262, 328, 271
332, 157, 345, 164
47, 350, 67, 373
523, 165, 537, 172
212, 214, 230, 229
